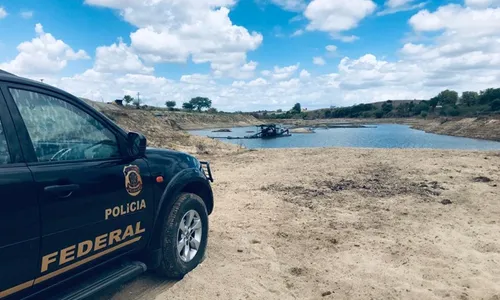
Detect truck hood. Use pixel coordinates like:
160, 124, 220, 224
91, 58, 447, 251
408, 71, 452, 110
145, 147, 200, 170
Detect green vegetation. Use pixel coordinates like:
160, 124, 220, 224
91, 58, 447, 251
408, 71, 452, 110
123, 95, 134, 105
165, 101, 176, 110
291, 103, 301, 114
257, 87, 500, 120
182, 102, 195, 111
184, 97, 212, 112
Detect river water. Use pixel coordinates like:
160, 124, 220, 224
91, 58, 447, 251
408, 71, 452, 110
190, 124, 500, 150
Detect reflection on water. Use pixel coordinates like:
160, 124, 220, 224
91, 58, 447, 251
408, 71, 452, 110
190, 124, 500, 150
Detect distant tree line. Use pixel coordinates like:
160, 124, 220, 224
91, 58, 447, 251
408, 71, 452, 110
256, 88, 500, 120
121, 95, 220, 113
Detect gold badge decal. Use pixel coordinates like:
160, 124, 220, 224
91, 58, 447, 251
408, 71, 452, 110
124, 165, 143, 196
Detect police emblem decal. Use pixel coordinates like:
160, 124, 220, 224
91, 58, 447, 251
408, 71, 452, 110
124, 165, 143, 196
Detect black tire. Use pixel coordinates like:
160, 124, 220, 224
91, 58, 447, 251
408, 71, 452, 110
156, 193, 209, 279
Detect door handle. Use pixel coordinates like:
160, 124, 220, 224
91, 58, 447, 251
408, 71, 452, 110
44, 184, 80, 199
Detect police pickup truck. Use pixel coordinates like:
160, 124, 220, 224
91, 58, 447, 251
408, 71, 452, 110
0, 70, 214, 299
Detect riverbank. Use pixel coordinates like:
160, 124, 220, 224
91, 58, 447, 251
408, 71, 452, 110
102, 148, 500, 300
410, 117, 500, 142
87, 99, 500, 143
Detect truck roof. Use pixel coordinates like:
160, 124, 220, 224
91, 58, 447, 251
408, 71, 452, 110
0, 69, 79, 102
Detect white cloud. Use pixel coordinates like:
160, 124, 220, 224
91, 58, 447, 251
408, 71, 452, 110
465, 0, 500, 8
20, 11, 34, 19
313, 56, 326, 66
0, 23, 89, 76
262, 64, 300, 80
85, 0, 263, 79
232, 80, 245, 87
278, 78, 300, 88
291, 29, 304, 37
304, 0, 376, 36
0, 7, 7, 19
332, 3, 500, 102
377, 1, 427, 16
404, 4, 500, 76
387, 0, 412, 8
409, 4, 500, 36
248, 77, 268, 87
7, 1, 500, 112
94, 39, 153, 74
269, 0, 306, 11
300, 69, 311, 79
180, 74, 215, 85
326, 45, 337, 52
337, 54, 424, 90
334, 35, 360, 43
289, 15, 303, 23
261, 70, 271, 76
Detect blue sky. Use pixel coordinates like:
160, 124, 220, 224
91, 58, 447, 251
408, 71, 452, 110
1, 0, 499, 111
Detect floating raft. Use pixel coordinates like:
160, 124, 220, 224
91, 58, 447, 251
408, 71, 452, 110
209, 124, 292, 140
210, 134, 292, 140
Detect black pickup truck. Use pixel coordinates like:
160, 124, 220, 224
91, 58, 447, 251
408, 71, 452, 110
0, 70, 214, 299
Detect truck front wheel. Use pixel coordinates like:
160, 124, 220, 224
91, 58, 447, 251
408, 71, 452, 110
156, 193, 209, 278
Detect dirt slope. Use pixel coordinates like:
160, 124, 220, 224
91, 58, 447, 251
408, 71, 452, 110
103, 148, 500, 300
410, 117, 500, 141
101, 109, 241, 155
152, 111, 260, 130
83, 99, 259, 130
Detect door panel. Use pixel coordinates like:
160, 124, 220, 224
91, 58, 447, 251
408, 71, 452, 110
30, 158, 153, 282
0, 89, 39, 299
0, 166, 39, 299
4, 86, 154, 289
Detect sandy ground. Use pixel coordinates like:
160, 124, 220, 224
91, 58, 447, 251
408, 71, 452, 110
102, 148, 500, 300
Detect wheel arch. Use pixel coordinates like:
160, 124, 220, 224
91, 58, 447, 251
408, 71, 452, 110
147, 168, 213, 252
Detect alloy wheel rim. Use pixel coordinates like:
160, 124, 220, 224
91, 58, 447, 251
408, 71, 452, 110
177, 210, 202, 262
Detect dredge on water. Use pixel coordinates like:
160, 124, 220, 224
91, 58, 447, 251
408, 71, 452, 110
210, 124, 291, 140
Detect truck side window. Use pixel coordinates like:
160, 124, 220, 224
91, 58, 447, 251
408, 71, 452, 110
0, 120, 10, 165
10, 88, 120, 163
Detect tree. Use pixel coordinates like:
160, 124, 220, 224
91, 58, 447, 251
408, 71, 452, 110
437, 90, 458, 105
291, 103, 301, 114
189, 97, 212, 112
165, 101, 176, 110
414, 101, 430, 115
182, 102, 194, 111
461, 91, 479, 107
479, 88, 500, 105
447, 107, 460, 116
207, 107, 218, 113
382, 101, 393, 114
123, 95, 134, 106
277, 109, 283, 113
429, 97, 439, 111
491, 99, 500, 111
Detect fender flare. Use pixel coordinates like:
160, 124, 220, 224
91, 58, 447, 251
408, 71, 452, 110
147, 168, 213, 250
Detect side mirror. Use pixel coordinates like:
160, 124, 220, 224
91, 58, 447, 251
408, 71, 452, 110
127, 132, 147, 158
